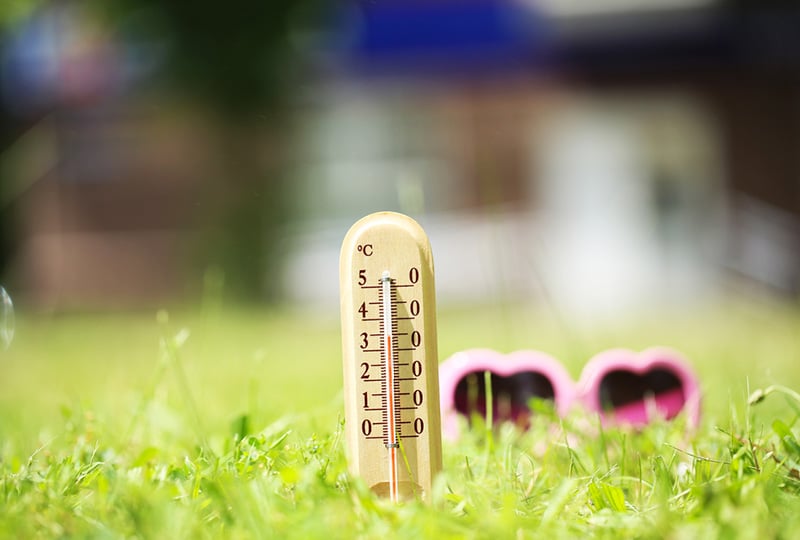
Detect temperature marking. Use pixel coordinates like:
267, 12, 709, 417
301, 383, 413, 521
340, 212, 443, 501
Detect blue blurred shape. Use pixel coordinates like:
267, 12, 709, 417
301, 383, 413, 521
341, 0, 549, 73
1, 8, 61, 114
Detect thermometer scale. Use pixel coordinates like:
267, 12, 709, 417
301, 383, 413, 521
340, 212, 442, 501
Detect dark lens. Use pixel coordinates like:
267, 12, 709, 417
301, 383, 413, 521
598, 368, 685, 418
453, 371, 555, 425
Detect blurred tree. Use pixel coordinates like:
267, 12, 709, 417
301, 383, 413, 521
100, 0, 326, 301
103, 0, 313, 117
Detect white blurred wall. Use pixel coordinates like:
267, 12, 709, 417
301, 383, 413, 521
281, 85, 728, 319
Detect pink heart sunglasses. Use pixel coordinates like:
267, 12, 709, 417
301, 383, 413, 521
439, 347, 701, 440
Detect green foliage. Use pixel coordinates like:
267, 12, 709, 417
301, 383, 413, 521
0, 304, 800, 537
0, 0, 40, 31
95, 0, 326, 117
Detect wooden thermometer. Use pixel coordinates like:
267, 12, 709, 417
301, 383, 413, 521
340, 212, 442, 501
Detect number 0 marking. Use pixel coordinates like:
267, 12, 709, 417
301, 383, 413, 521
413, 389, 423, 406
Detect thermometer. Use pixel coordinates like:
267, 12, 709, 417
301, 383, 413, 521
340, 212, 442, 501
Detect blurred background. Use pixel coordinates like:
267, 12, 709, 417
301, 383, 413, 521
1, 0, 799, 318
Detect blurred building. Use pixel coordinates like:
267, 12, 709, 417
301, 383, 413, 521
2, 0, 799, 312
284, 0, 800, 317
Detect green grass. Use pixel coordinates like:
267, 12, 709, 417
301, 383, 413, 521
1, 301, 800, 538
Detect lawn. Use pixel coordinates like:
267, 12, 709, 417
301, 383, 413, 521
1, 301, 799, 538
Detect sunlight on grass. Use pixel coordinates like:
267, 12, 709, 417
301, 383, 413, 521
0, 301, 799, 536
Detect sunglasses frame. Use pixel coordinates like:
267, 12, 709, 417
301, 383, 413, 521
439, 349, 576, 440
578, 347, 701, 428
439, 347, 701, 439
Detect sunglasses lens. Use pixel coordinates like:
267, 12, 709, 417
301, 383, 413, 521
453, 371, 556, 427
598, 368, 686, 423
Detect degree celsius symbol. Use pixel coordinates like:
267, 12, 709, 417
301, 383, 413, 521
339, 212, 443, 502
